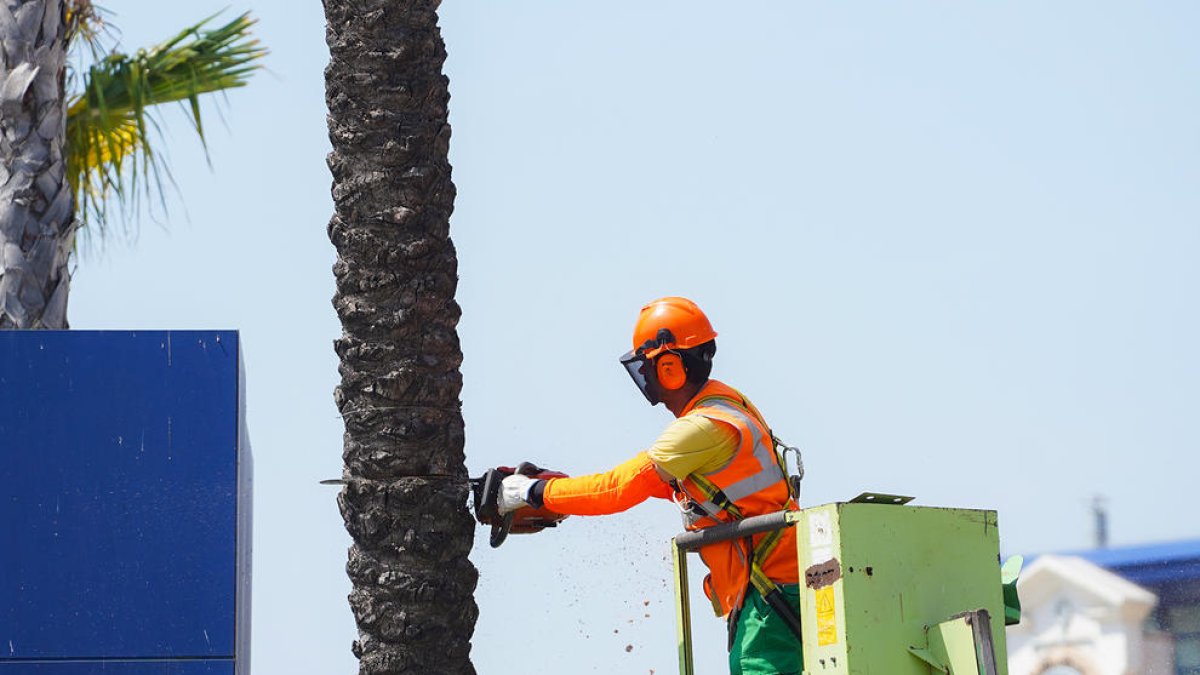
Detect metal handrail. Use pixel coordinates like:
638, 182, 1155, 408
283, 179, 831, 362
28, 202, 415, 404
671, 509, 800, 675
674, 510, 796, 551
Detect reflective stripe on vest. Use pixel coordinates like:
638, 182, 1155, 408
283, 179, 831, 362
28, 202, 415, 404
691, 400, 783, 515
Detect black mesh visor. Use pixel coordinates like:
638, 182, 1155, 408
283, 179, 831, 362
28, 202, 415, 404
619, 350, 660, 405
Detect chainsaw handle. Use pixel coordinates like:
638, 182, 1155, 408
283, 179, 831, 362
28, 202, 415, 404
515, 461, 543, 476
473, 461, 568, 548
488, 463, 540, 548
490, 512, 514, 548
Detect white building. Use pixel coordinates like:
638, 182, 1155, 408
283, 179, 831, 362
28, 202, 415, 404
1007, 554, 1175, 675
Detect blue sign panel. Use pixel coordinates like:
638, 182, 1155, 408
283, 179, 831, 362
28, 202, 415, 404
0, 663, 234, 674
0, 331, 251, 673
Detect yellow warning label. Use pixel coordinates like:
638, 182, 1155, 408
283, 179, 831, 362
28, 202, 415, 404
815, 586, 838, 646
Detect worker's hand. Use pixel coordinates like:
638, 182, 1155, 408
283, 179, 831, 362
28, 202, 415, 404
499, 474, 538, 514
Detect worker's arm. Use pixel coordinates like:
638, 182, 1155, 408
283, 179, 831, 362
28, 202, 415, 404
535, 451, 673, 516
500, 415, 738, 515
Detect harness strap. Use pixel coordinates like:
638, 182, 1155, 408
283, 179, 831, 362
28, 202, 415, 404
687, 474, 786, 601
684, 389, 798, 632
747, 527, 785, 597
690, 474, 743, 519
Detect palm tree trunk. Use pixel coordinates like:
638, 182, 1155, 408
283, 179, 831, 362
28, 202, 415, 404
323, 1, 478, 673
0, 0, 75, 329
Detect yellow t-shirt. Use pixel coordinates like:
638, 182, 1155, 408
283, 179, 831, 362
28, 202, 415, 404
646, 413, 739, 480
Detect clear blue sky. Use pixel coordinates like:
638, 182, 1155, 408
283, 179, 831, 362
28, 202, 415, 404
72, 2, 1199, 673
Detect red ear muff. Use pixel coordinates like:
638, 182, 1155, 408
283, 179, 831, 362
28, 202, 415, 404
656, 352, 687, 391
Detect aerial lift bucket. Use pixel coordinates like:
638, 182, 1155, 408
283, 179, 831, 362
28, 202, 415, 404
670, 494, 1021, 675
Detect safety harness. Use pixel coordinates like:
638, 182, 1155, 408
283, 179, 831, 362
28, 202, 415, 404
678, 393, 804, 645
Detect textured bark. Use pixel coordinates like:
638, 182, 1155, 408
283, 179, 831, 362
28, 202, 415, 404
324, 0, 477, 673
0, 0, 76, 329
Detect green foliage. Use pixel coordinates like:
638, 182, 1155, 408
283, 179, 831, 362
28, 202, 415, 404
65, 0, 107, 60
65, 9, 266, 235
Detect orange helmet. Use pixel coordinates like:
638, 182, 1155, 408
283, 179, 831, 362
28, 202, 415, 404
619, 297, 718, 405
629, 297, 718, 359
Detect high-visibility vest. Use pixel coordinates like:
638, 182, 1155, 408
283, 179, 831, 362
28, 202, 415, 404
674, 379, 799, 616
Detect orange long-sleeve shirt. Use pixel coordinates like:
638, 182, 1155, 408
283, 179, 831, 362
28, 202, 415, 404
540, 415, 739, 515
541, 451, 672, 515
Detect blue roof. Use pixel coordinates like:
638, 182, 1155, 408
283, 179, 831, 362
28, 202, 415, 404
1051, 538, 1200, 587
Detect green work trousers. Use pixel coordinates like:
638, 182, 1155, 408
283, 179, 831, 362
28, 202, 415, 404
728, 584, 803, 675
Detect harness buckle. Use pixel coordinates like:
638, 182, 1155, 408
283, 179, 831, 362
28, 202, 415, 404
774, 435, 804, 503
672, 491, 708, 528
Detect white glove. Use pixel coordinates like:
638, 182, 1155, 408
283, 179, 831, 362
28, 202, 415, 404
499, 474, 538, 514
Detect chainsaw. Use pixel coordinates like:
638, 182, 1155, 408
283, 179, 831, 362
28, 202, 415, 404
470, 462, 569, 548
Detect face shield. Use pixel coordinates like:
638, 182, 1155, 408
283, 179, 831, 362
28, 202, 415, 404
619, 349, 662, 405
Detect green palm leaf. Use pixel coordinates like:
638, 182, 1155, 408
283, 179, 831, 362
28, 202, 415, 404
66, 12, 266, 234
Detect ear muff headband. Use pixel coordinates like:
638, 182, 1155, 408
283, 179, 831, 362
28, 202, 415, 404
656, 352, 687, 391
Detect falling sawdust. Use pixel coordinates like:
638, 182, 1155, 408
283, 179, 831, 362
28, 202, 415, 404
541, 517, 678, 668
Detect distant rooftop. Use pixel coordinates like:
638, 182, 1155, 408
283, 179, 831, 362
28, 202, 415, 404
1043, 538, 1200, 587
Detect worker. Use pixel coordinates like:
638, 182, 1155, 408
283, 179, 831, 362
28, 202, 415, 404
499, 296, 802, 675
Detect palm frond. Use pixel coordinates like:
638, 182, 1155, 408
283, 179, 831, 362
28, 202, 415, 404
65, 0, 112, 61
66, 12, 267, 235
